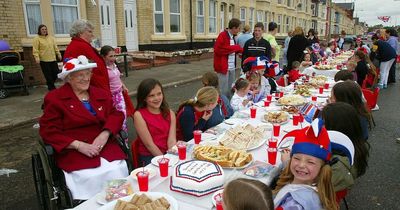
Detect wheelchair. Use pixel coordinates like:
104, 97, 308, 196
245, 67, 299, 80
32, 131, 133, 210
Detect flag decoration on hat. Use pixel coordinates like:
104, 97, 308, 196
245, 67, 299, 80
264, 61, 282, 78
242, 56, 270, 72
282, 118, 331, 162
58, 55, 97, 80
299, 102, 320, 123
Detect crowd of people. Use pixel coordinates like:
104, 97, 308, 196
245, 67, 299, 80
37, 18, 398, 209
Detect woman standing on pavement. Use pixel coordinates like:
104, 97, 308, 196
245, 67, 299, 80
64, 19, 135, 118
286, 27, 310, 71
32, 24, 62, 91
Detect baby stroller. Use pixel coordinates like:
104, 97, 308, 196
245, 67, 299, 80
0, 51, 29, 98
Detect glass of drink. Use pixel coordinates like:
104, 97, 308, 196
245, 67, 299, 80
264, 100, 271, 107
158, 158, 170, 177
215, 196, 224, 210
273, 123, 281, 137
193, 130, 202, 144
311, 95, 317, 101
266, 94, 272, 101
177, 142, 187, 160
324, 83, 330, 89
136, 171, 149, 192
293, 114, 300, 126
319, 86, 324, 94
250, 106, 257, 119
279, 92, 284, 98
268, 147, 277, 165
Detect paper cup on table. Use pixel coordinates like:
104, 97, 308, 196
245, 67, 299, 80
268, 147, 277, 165
293, 114, 300, 126
319, 86, 324, 94
136, 171, 149, 192
273, 123, 281, 137
324, 83, 330, 89
264, 100, 271, 107
268, 138, 278, 148
158, 158, 169, 177
193, 130, 202, 144
250, 106, 257, 119
266, 94, 272, 101
311, 95, 317, 101
177, 142, 187, 160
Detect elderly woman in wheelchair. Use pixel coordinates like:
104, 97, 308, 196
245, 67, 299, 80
39, 55, 129, 201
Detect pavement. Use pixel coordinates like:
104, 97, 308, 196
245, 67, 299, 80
0, 58, 215, 132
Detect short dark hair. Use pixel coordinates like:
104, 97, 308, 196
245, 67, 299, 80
228, 18, 241, 29
268, 22, 277, 32
254, 22, 264, 30
334, 70, 354, 82
100, 45, 114, 56
37, 24, 47, 36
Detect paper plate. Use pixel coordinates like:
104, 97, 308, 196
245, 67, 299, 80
98, 192, 178, 210
151, 154, 179, 167
130, 167, 156, 180
201, 132, 217, 141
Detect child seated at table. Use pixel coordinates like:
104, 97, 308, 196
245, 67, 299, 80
274, 119, 338, 210
223, 178, 274, 210
176, 87, 219, 142
230, 78, 252, 112
133, 79, 177, 165
247, 71, 270, 103
287, 61, 303, 83
201, 72, 233, 129
299, 52, 313, 72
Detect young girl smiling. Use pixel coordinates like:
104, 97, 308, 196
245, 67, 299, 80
230, 79, 252, 112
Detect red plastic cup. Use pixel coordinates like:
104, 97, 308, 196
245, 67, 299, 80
250, 107, 257, 119
319, 86, 324, 94
216, 198, 224, 210
293, 114, 300, 126
315, 61, 320, 66
158, 158, 169, 177
268, 147, 277, 165
268, 138, 278, 148
336, 64, 342, 70
177, 143, 187, 160
324, 83, 330, 89
264, 100, 271, 107
266, 94, 272, 101
273, 123, 281, 137
311, 95, 317, 101
279, 92, 284, 97
136, 171, 149, 192
193, 130, 202, 144
274, 92, 280, 99
299, 114, 304, 123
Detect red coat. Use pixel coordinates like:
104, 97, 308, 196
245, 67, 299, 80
63, 37, 135, 117
39, 83, 126, 172
213, 30, 242, 75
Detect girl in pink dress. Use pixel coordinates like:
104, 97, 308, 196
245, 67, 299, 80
100, 46, 128, 133
133, 78, 177, 165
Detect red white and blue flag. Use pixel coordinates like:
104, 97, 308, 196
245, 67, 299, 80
377, 16, 390, 22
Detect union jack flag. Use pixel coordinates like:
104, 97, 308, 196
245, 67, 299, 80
378, 16, 390, 23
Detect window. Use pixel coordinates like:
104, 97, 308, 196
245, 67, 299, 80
286, 16, 290, 33
287, 0, 291, 7
196, 0, 204, 33
240, 8, 246, 27
249, 8, 254, 29
271, 12, 275, 22
278, 0, 283, 4
23, 0, 42, 35
51, 0, 79, 35
257, 11, 263, 23
311, 3, 316, 16
170, 0, 180, 33
264, 11, 269, 31
277, 15, 282, 33
209, 0, 216, 33
154, 0, 164, 33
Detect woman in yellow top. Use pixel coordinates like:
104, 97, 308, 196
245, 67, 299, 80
263, 22, 281, 62
33, 24, 62, 90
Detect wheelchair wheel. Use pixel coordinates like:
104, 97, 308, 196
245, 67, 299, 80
0, 88, 8, 99
32, 153, 53, 210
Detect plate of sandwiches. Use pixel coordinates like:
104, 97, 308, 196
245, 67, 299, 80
98, 192, 178, 210
277, 95, 306, 106
193, 145, 253, 169
217, 124, 267, 151
262, 111, 290, 124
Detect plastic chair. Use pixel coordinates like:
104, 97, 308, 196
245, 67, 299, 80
336, 189, 349, 210
362, 87, 379, 110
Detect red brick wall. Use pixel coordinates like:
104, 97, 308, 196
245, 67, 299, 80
21, 47, 46, 86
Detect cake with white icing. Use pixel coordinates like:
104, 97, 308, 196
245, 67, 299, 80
170, 160, 224, 197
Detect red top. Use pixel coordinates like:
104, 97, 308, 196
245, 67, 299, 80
39, 83, 125, 172
137, 108, 171, 156
288, 69, 303, 83
213, 30, 242, 75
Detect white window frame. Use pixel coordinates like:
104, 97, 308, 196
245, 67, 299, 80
169, 0, 181, 34
286, 16, 290, 34
277, 14, 282, 33
257, 10, 263, 23
287, 0, 291, 7
264, 11, 269, 31
240, 7, 246, 27
23, 0, 42, 36
51, 0, 80, 36
209, 0, 216, 34
249, 8, 254, 30
311, 3, 316, 16
196, 0, 204, 34
154, 0, 164, 34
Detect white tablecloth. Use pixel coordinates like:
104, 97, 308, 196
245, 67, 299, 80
74, 88, 334, 210
303, 66, 339, 78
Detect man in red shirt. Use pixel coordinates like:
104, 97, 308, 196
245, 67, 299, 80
213, 18, 243, 98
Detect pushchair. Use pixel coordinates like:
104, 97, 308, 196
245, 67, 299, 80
0, 51, 29, 98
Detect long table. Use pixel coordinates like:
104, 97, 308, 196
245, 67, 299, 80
75, 82, 333, 210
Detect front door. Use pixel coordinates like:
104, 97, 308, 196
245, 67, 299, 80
99, 0, 117, 47
124, 0, 139, 51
